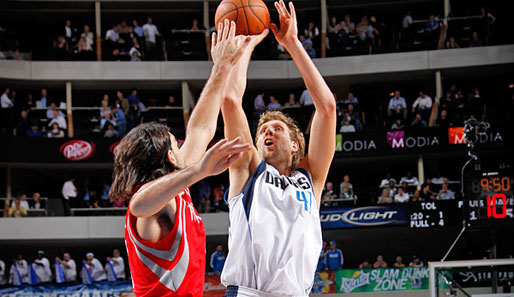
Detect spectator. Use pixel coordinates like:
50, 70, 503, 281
81, 253, 106, 283
402, 11, 413, 30
439, 91, 452, 111
300, 35, 316, 58
342, 14, 356, 35
132, 20, 143, 38
112, 104, 127, 136
54, 36, 71, 60
467, 87, 484, 120
343, 103, 361, 131
328, 16, 343, 48
469, 31, 484, 47
419, 184, 435, 201
377, 188, 392, 204
197, 180, 211, 213
284, 93, 299, 107
436, 109, 451, 127
33, 251, 51, 284
9, 254, 29, 285
9, 199, 27, 218
317, 241, 328, 271
432, 172, 445, 184
1, 87, 13, 108
304, 21, 320, 41
445, 36, 460, 49
39, 88, 49, 108
340, 118, 356, 133
425, 15, 440, 38
26, 123, 43, 137
11, 192, 29, 210
81, 25, 94, 50
100, 181, 112, 207
410, 113, 427, 128
322, 182, 338, 201
63, 20, 77, 45
129, 37, 142, 61
326, 241, 344, 270
340, 187, 352, 199
105, 25, 120, 43
48, 110, 67, 130
0, 259, 5, 285
267, 95, 282, 111
393, 255, 406, 267
409, 255, 424, 267
401, 181, 413, 197
437, 183, 455, 200
339, 175, 353, 197
100, 95, 112, 118
190, 18, 200, 32
143, 17, 161, 60
116, 91, 130, 117
391, 119, 405, 130
394, 187, 410, 203
411, 91, 432, 120
105, 249, 125, 281
380, 173, 396, 187
400, 171, 419, 185
343, 92, 358, 104
104, 122, 119, 138
357, 16, 378, 47
126, 88, 141, 129
46, 102, 64, 119
421, 178, 435, 193
30, 193, 44, 209
24, 93, 34, 110
387, 180, 396, 198
254, 92, 266, 114
79, 178, 92, 208
62, 177, 78, 216
388, 91, 407, 119
210, 244, 226, 275
212, 184, 225, 211
55, 252, 77, 282
359, 259, 371, 269
47, 122, 65, 138
75, 37, 93, 60
373, 254, 388, 268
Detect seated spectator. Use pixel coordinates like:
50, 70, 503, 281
469, 31, 483, 47
400, 181, 413, 196
9, 199, 27, 218
388, 91, 407, 119
112, 104, 127, 136
400, 171, 419, 185
387, 180, 396, 198
340, 187, 352, 199
104, 122, 119, 138
129, 37, 142, 61
394, 187, 410, 203
437, 183, 455, 200
380, 173, 396, 187
359, 259, 371, 269
46, 102, 64, 119
393, 255, 406, 267
48, 110, 67, 130
439, 92, 452, 111
432, 172, 445, 184
16, 110, 30, 136
212, 184, 225, 211
445, 36, 460, 49
421, 178, 434, 193
26, 123, 43, 137
326, 241, 344, 270
284, 93, 299, 107
340, 118, 356, 133
300, 35, 316, 58
356, 16, 377, 44
190, 18, 200, 32
80, 25, 94, 51
267, 95, 282, 111
100, 112, 116, 130
343, 92, 359, 104
24, 94, 35, 110
342, 14, 356, 35
411, 113, 427, 128
11, 193, 29, 210
391, 119, 405, 130
322, 182, 338, 201
436, 109, 451, 127
409, 255, 424, 267
304, 21, 320, 41
377, 188, 392, 204
81, 253, 106, 283
411, 91, 432, 120
75, 37, 94, 60
343, 103, 360, 131
47, 122, 65, 138
373, 254, 388, 268
105, 25, 120, 43
100, 181, 112, 207
30, 193, 44, 209
419, 184, 435, 201
339, 175, 353, 197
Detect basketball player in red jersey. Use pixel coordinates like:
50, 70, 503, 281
109, 21, 252, 297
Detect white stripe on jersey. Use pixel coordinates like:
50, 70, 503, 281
221, 162, 322, 296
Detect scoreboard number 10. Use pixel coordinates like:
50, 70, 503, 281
487, 193, 507, 219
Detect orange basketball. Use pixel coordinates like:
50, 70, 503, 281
214, 0, 270, 36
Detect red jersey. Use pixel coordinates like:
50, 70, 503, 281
125, 188, 206, 297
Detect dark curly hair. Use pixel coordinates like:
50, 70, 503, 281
109, 122, 178, 202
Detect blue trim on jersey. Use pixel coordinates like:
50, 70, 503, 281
224, 285, 238, 297
296, 167, 313, 186
241, 161, 266, 220
223, 187, 230, 206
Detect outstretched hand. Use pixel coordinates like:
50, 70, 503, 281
270, 0, 298, 51
211, 20, 251, 65
199, 137, 252, 177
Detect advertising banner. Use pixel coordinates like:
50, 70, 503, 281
311, 271, 336, 294
0, 281, 134, 297
203, 275, 226, 297
452, 267, 514, 288
320, 205, 409, 229
334, 267, 450, 293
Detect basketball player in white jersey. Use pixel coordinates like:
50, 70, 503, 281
220, 1, 336, 296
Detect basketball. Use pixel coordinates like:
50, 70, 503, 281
214, 0, 270, 35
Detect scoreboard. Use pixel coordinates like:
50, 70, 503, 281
409, 201, 461, 228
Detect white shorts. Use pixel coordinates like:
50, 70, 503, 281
224, 285, 308, 297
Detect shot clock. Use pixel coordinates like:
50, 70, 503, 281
463, 167, 514, 224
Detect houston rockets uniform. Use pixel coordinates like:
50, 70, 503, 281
125, 188, 206, 296
221, 162, 322, 296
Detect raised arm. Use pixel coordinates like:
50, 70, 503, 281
221, 30, 268, 197
271, 0, 336, 204
180, 20, 251, 166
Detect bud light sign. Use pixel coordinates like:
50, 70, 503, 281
320, 205, 409, 228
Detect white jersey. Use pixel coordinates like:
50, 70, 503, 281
221, 162, 322, 296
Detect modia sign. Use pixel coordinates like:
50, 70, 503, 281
448, 127, 503, 145
386, 130, 440, 149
